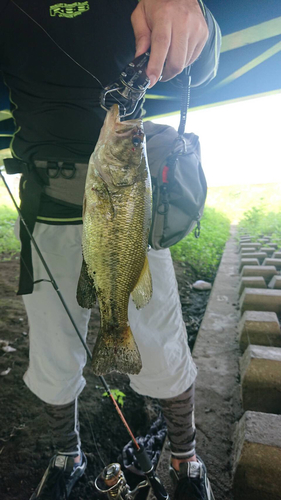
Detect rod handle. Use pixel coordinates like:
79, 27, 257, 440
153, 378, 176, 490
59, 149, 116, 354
135, 445, 170, 500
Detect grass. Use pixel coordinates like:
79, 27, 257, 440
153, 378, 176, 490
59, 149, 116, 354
170, 206, 230, 280
170, 183, 281, 277
0, 205, 20, 256
238, 204, 281, 246
0, 178, 20, 258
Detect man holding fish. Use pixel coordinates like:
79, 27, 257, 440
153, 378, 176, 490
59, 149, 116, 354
0, 0, 221, 498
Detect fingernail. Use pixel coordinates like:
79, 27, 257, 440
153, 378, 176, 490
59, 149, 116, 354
148, 75, 157, 88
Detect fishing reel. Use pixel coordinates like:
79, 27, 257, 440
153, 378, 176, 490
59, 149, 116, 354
95, 463, 148, 500
100, 52, 151, 118
95, 443, 170, 500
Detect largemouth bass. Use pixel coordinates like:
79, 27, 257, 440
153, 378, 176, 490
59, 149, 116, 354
77, 104, 152, 375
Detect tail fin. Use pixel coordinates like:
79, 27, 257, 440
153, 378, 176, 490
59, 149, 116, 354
91, 325, 142, 375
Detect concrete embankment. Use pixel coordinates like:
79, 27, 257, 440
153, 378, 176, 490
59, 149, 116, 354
149, 227, 241, 500
149, 228, 281, 500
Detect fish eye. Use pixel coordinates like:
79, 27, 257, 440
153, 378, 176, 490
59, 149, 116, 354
132, 136, 142, 147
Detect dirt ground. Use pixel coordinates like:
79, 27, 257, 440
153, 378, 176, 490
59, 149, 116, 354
0, 255, 210, 500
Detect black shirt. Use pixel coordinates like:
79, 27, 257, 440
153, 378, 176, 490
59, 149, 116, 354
0, 0, 221, 221
0, 0, 142, 162
0, 0, 221, 161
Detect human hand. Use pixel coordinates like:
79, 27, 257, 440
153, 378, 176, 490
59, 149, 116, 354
131, 0, 208, 87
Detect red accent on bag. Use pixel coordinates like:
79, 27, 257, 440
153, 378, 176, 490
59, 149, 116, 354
162, 165, 169, 184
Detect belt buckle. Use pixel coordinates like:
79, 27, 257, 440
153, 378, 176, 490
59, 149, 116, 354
46, 161, 60, 179
61, 162, 76, 179
46, 161, 76, 179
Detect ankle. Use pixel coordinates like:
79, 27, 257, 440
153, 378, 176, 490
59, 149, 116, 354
74, 454, 81, 464
171, 455, 197, 471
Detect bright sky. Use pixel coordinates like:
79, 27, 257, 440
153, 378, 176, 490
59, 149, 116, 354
152, 92, 281, 187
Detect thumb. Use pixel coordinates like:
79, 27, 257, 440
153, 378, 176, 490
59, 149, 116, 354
131, 6, 151, 57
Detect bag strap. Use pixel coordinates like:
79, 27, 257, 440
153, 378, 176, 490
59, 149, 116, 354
173, 68, 202, 239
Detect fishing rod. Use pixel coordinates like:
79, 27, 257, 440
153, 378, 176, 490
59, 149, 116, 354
0, 169, 169, 500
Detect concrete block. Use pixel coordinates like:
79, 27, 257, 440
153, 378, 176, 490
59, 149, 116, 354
268, 243, 278, 249
240, 287, 281, 314
240, 265, 278, 282
239, 259, 259, 273
240, 238, 252, 243
259, 237, 272, 243
240, 252, 267, 263
238, 277, 266, 296
238, 310, 281, 352
262, 258, 281, 270
240, 247, 257, 254
240, 243, 261, 251
273, 251, 281, 259
260, 247, 275, 256
268, 276, 281, 290
240, 345, 281, 413
233, 411, 281, 500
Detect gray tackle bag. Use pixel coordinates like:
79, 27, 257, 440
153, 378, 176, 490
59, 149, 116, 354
145, 121, 207, 251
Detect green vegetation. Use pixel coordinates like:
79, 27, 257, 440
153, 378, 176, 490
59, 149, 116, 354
0, 205, 20, 256
102, 389, 126, 407
238, 204, 281, 245
170, 206, 230, 280
170, 183, 281, 278
0, 179, 20, 257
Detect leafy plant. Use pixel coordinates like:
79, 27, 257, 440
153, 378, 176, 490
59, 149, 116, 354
102, 389, 126, 407
238, 206, 281, 246
0, 205, 20, 257
0, 178, 20, 258
170, 206, 230, 280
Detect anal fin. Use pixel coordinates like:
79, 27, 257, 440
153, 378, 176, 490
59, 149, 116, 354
131, 255, 153, 310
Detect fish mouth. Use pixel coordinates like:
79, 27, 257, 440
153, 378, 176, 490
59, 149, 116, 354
109, 103, 120, 121
107, 104, 143, 133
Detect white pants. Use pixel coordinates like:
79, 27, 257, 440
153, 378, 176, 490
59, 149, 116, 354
19, 223, 197, 404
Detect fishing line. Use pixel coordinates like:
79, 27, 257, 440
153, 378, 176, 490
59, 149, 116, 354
5, 0, 141, 448
9, 0, 104, 89
1, 178, 171, 500
79, 399, 106, 468
0, 169, 140, 451
2, 8, 170, 497
9, 0, 125, 109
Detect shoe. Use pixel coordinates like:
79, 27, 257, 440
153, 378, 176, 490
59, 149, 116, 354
30, 452, 87, 499
169, 455, 215, 500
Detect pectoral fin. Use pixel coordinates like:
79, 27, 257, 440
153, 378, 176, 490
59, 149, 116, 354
131, 255, 153, 309
76, 258, 96, 309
